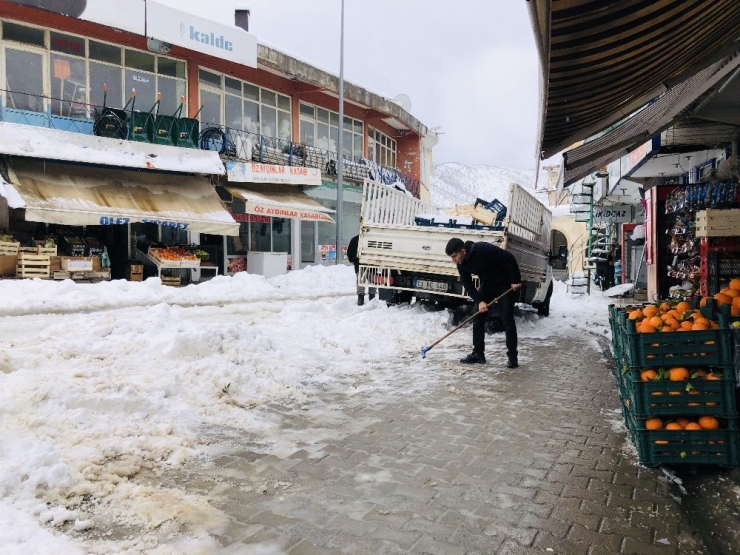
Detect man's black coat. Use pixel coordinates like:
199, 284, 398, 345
456, 241, 521, 303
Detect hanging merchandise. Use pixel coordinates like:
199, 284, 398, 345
101, 246, 111, 268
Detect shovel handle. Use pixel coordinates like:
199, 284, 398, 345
423, 288, 514, 353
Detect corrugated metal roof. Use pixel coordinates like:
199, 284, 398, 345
529, 0, 740, 159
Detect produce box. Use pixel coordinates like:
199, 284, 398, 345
624, 410, 739, 467
620, 368, 736, 417
148, 247, 200, 268
0, 241, 19, 256
62, 258, 93, 272
0, 254, 17, 277
16, 253, 50, 279
695, 208, 740, 238
613, 308, 732, 368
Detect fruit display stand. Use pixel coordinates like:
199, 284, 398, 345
135, 246, 201, 286
609, 300, 739, 467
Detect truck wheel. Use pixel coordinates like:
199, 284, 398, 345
357, 293, 365, 306
537, 281, 553, 316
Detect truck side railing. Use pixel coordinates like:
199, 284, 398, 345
361, 179, 434, 226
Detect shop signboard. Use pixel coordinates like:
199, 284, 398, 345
146, 2, 257, 67
245, 202, 333, 223
8, 0, 146, 35
226, 162, 322, 186
593, 204, 633, 224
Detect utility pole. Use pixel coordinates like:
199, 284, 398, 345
334, 0, 345, 265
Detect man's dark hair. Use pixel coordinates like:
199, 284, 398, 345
445, 237, 465, 256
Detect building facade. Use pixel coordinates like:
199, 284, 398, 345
0, 0, 435, 280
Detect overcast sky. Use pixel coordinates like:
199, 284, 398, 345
158, 0, 540, 170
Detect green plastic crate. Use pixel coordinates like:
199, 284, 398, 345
621, 371, 736, 417
616, 311, 732, 368
625, 411, 740, 467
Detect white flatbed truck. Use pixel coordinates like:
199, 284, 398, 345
356, 179, 555, 315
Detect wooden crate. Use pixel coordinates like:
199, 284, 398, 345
37, 246, 58, 256
17, 253, 51, 279
0, 241, 19, 255
695, 209, 740, 237
161, 275, 181, 287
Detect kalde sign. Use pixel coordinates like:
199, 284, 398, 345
147, 2, 257, 68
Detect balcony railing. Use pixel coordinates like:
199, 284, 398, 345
200, 125, 421, 198
0, 90, 422, 198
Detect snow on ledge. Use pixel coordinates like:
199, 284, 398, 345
0, 122, 225, 175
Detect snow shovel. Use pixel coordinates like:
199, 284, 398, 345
421, 287, 514, 359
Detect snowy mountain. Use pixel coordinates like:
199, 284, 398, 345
430, 162, 549, 208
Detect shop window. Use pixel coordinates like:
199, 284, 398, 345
369, 127, 397, 168
199, 88, 222, 126
125, 49, 155, 73
1, 21, 186, 122
299, 101, 363, 157
197, 68, 290, 139
89, 61, 122, 113
49, 54, 86, 117
3, 21, 44, 47
89, 40, 121, 65
5, 48, 44, 112
50, 32, 84, 56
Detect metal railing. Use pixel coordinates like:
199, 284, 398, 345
0, 89, 422, 198
199, 125, 421, 198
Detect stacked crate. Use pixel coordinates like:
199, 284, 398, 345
609, 305, 738, 467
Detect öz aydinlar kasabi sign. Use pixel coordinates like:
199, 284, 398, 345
9, 1, 257, 68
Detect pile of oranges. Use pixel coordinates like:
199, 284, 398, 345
627, 301, 719, 333
639, 367, 722, 382
645, 415, 719, 431
710, 277, 740, 315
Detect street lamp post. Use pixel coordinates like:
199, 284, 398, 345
335, 0, 345, 264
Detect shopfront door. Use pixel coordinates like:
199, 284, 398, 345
300, 220, 317, 267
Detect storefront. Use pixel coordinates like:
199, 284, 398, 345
0, 156, 238, 281
219, 161, 335, 274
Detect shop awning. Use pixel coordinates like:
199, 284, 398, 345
528, 0, 740, 160
561, 53, 740, 188
2, 159, 239, 236
224, 184, 335, 223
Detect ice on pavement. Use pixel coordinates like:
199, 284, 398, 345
0, 266, 618, 553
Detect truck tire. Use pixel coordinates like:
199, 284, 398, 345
537, 281, 553, 316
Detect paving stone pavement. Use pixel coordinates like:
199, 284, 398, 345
150, 327, 709, 554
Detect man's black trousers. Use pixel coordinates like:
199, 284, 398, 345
472, 290, 517, 358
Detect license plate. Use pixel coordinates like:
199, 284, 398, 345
415, 279, 449, 292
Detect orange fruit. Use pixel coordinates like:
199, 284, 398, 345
715, 293, 732, 306
645, 418, 663, 430
665, 422, 683, 430
639, 323, 657, 334
640, 369, 658, 382
722, 288, 739, 299
660, 302, 672, 312
680, 321, 694, 330
685, 422, 703, 430
642, 305, 659, 318
706, 373, 722, 381
700, 297, 708, 307
675, 301, 691, 314
733, 296, 740, 309
675, 417, 691, 428
692, 322, 709, 331
669, 367, 690, 381
699, 416, 719, 430
710, 322, 720, 330
693, 369, 708, 378
732, 305, 740, 317
628, 309, 643, 320
694, 317, 711, 326
648, 316, 663, 329
730, 278, 740, 292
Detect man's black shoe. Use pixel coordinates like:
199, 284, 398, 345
506, 358, 519, 369
460, 352, 486, 364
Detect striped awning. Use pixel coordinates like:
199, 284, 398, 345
560, 52, 740, 188
529, 0, 740, 160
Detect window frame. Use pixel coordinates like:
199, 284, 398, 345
0, 19, 187, 118
368, 127, 397, 168
299, 100, 364, 158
